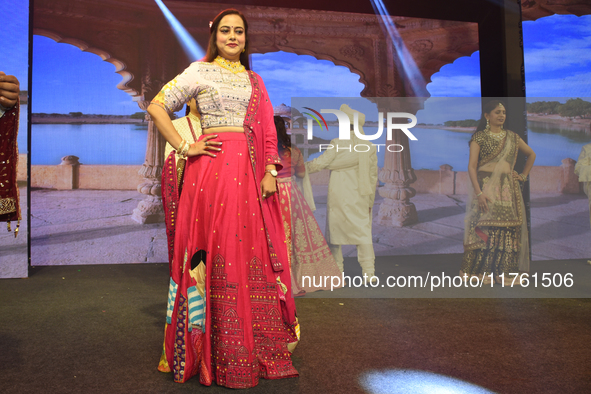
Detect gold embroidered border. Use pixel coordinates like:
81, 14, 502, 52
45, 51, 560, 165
477, 130, 506, 167
475, 132, 522, 228
510, 132, 519, 167
477, 176, 523, 227
476, 129, 518, 168
464, 240, 486, 251
0, 197, 16, 215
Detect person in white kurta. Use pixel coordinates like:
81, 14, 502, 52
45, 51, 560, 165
164, 98, 202, 159
575, 143, 591, 228
306, 104, 378, 277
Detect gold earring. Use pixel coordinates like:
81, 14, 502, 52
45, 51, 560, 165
242, 48, 245, 53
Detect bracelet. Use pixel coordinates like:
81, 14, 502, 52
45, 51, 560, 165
178, 140, 189, 159
176, 140, 184, 158
177, 139, 186, 153
181, 144, 190, 159
476, 191, 483, 197
520, 173, 528, 182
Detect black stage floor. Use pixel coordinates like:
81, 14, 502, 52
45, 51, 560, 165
1, 256, 590, 393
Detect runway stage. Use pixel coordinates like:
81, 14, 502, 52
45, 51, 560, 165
1, 259, 590, 393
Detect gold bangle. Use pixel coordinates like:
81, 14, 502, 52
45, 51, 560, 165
476, 191, 483, 197
180, 141, 190, 159
177, 141, 183, 157
177, 140, 188, 158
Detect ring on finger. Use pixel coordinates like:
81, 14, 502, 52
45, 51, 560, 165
205, 141, 209, 146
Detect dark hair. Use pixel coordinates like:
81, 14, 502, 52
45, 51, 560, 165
475, 99, 507, 132
274, 116, 290, 150
204, 9, 250, 70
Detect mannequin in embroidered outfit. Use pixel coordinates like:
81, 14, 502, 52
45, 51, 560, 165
0, 72, 21, 235
305, 104, 378, 280
461, 100, 536, 285
274, 116, 342, 293
148, 9, 298, 389
575, 143, 591, 228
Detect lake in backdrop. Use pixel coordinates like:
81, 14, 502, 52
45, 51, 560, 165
29, 123, 148, 165
28, 120, 590, 170
16, 103, 28, 154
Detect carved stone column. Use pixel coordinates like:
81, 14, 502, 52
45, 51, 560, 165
377, 127, 418, 227
371, 36, 422, 227
131, 103, 165, 224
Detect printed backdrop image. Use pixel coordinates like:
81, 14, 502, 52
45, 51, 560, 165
28, 1, 591, 269
291, 96, 591, 265
29, 0, 481, 267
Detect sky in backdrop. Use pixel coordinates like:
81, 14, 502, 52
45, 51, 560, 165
1, 0, 29, 90
3, 4, 590, 115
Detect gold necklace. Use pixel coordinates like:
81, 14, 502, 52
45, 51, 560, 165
487, 127, 506, 141
214, 56, 245, 74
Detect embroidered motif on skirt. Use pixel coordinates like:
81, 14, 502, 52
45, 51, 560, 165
173, 294, 188, 383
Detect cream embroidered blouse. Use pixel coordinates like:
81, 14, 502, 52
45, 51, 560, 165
151, 57, 251, 129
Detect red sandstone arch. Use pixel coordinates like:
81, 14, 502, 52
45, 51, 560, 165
33, 29, 139, 99
425, 51, 480, 95
253, 49, 369, 97
521, 0, 591, 20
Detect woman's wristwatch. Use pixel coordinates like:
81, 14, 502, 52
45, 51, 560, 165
265, 169, 278, 177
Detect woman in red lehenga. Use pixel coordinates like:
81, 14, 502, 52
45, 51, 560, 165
147, 9, 298, 389
273, 116, 342, 294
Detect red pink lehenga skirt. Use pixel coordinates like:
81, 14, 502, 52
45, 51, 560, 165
276, 177, 342, 293
166, 133, 298, 389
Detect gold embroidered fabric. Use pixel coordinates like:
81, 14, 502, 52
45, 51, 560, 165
471, 130, 501, 166
461, 227, 520, 276
0, 197, 16, 215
